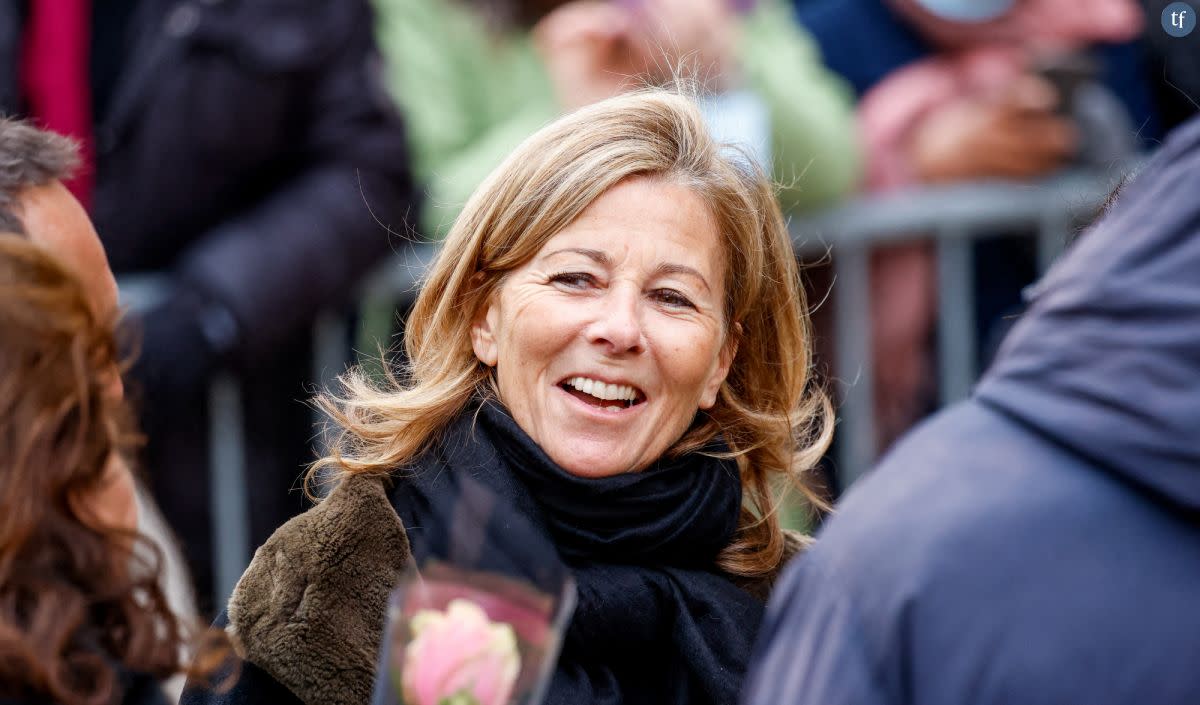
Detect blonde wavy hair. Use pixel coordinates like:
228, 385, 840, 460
313, 89, 832, 580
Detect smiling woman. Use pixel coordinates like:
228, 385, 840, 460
323, 90, 832, 573
471, 177, 737, 478
184, 90, 833, 705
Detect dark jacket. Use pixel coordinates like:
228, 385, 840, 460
742, 115, 1200, 705
1141, 0, 1200, 129
180, 474, 809, 705
1, 0, 418, 609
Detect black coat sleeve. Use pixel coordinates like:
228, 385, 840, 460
180, 611, 304, 705
174, 0, 419, 363
740, 556, 893, 705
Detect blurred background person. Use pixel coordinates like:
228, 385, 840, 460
794, 0, 1152, 450
741, 112, 1200, 705
0, 0, 419, 612
0, 118, 212, 705
372, 0, 861, 240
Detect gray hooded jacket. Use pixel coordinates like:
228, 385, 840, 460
743, 115, 1200, 705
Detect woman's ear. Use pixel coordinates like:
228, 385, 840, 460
699, 321, 741, 409
470, 295, 500, 367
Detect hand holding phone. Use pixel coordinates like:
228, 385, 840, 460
908, 73, 1079, 183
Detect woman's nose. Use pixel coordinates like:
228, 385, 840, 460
586, 285, 645, 355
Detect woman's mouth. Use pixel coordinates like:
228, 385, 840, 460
558, 376, 646, 412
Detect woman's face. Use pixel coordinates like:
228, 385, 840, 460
471, 176, 736, 477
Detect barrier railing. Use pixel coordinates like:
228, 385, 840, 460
117, 165, 1135, 607
793, 168, 1133, 489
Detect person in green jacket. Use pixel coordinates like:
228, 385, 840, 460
374, 0, 861, 238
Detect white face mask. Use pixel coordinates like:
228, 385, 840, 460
911, 0, 1015, 22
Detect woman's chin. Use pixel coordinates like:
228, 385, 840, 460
538, 438, 640, 478
553, 451, 633, 479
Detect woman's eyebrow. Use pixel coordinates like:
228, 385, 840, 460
544, 247, 609, 264
544, 248, 711, 292
654, 262, 711, 293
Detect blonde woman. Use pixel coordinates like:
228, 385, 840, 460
182, 90, 832, 705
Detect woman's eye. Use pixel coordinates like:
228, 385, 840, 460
550, 272, 596, 288
653, 289, 696, 309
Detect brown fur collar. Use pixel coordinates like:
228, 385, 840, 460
226, 474, 409, 705
225, 473, 807, 704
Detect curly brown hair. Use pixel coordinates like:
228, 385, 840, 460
0, 234, 192, 705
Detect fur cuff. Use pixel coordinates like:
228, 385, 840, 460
227, 474, 410, 705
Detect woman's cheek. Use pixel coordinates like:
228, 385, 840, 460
91, 454, 140, 534
658, 318, 723, 378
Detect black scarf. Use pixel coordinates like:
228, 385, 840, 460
389, 400, 764, 705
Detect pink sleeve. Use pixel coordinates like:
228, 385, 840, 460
857, 47, 1028, 191
856, 57, 964, 191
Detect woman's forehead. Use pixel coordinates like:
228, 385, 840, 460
532, 178, 724, 267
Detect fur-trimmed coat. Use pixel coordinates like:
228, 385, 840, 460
181, 474, 807, 705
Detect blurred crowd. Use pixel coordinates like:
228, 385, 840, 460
2, 0, 1197, 619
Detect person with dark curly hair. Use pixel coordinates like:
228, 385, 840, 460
2, 0, 419, 612
0, 118, 217, 705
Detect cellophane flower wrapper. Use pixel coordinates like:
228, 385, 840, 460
370, 473, 575, 705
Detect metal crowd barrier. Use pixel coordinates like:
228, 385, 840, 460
116, 166, 1134, 606
792, 168, 1133, 489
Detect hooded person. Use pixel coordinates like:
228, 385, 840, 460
740, 113, 1200, 705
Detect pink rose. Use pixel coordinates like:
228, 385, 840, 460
401, 599, 521, 705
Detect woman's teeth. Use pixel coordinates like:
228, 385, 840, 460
562, 377, 642, 411
564, 377, 639, 403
